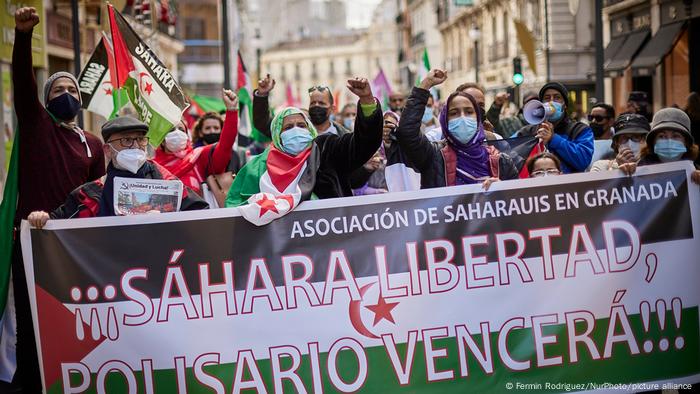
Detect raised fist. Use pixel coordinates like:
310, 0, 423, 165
347, 77, 374, 105
15, 7, 39, 33
419, 69, 447, 90
257, 74, 276, 96
222, 89, 239, 111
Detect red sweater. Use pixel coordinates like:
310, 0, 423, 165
13, 29, 106, 223
154, 110, 238, 195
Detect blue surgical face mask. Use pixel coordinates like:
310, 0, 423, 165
548, 101, 565, 122
448, 116, 479, 144
654, 138, 687, 162
280, 127, 313, 156
343, 117, 354, 130
422, 106, 434, 124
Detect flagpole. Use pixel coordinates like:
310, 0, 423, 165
107, 3, 123, 117
71, 0, 83, 127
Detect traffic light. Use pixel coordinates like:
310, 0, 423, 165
512, 57, 524, 85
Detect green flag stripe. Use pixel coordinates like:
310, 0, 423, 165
49, 308, 700, 393
0, 131, 18, 312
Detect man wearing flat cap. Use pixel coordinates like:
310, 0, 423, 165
27, 117, 208, 227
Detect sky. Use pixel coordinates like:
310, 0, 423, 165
345, 0, 382, 29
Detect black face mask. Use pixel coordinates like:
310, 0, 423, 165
202, 133, 220, 145
590, 123, 605, 138
308, 106, 329, 125
47, 92, 81, 121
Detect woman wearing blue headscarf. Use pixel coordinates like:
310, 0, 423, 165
394, 69, 518, 189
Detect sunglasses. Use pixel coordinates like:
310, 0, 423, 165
308, 85, 334, 104
587, 114, 609, 122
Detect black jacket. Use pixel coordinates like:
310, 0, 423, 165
252, 91, 350, 138
252, 92, 381, 197
396, 87, 519, 189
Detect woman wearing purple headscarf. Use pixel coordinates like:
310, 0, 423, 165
394, 69, 519, 189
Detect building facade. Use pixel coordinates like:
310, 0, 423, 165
394, 0, 447, 92
439, 0, 596, 113
260, 0, 399, 109
602, 0, 699, 114
178, 0, 223, 97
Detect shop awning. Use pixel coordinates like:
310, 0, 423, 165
631, 22, 685, 76
603, 36, 627, 69
605, 30, 650, 75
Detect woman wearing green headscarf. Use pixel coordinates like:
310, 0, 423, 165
226, 77, 383, 225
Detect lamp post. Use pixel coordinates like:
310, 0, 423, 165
469, 25, 481, 84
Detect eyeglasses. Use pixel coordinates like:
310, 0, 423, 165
107, 136, 150, 148
587, 114, 609, 122
531, 169, 561, 177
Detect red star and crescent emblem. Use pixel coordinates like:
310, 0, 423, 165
365, 295, 399, 326
102, 81, 114, 96
349, 282, 401, 339
138, 72, 154, 96
256, 194, 279, 217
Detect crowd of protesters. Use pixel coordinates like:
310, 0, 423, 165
4, 6, 700, 391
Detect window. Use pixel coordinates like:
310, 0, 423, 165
345, 59, 352, 76
294, 63, 301, 81
329, 60, 335, 77
311, 61, 318, 79
184, 18, 205, 39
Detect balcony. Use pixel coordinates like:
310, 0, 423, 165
179, 41, 221, 63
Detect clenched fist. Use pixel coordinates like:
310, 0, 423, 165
257, 74, 276, 96
419, 69, 447, 90
15, 7, 39, 33
347, 77, 374, 105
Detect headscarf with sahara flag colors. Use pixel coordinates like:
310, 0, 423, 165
226, 107, 318, 225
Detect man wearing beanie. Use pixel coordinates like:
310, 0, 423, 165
516, 82, 594, 173
8, 7, 106, 391
13, 7, 105, 223
27, 117, 209, 225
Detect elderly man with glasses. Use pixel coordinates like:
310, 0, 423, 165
27, 117, 208, 227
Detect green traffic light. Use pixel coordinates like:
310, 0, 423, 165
512, 73, 524, 85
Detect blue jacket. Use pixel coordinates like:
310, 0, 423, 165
517, 119, 594, 173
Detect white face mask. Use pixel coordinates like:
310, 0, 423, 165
620, 140, 642, 160
165, 129, 189, 153
111, 145, 147, 174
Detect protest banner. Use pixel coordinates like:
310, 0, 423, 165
21, 161, 700, 393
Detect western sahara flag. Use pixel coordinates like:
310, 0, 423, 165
415, 48, 437, 99
236, 52, 266, 144
0, 131, 18, 382
108, 4, 189, 146
233, 147, 313, 226
77, 35, 128, 120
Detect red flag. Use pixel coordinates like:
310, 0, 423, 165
285, 83, 295, 107
237, 52, 247, 91
108, 4, 135, 88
